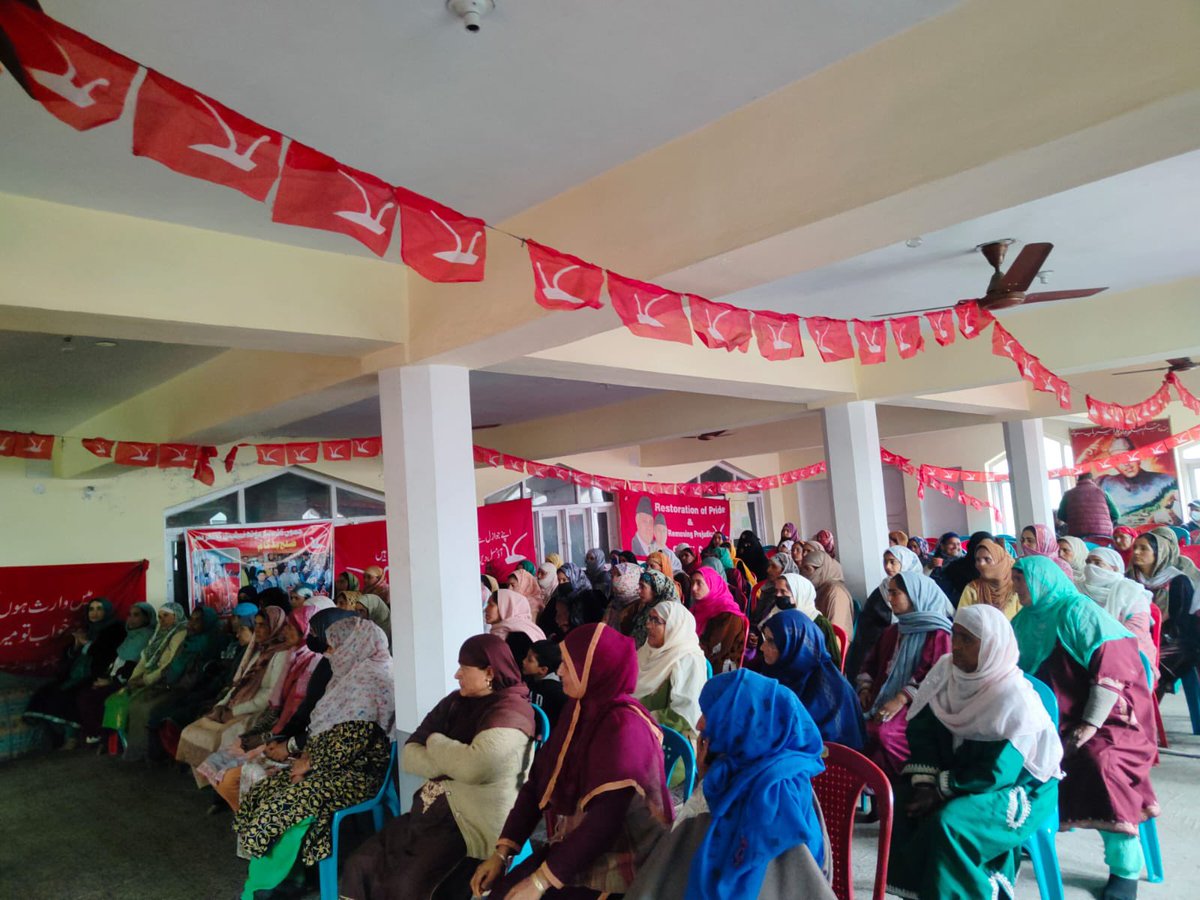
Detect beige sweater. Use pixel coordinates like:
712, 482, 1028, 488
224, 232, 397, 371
402, 727, 534, 859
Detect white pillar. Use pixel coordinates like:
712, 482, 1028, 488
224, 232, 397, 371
1002, 418, 1054, 531
821, 401, 889, 600
379, 365, 481, 735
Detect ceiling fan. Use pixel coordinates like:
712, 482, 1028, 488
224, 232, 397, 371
1113, 357, 1199, 377
887, 240, 1108, 316
691, 430, 731, 441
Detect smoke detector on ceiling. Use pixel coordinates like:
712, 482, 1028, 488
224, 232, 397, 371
447, 0, 494, 32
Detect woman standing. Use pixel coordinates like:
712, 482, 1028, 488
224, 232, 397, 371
888, 605, 1063, 900
471, 623, 672, 899
799, 548, 854, 640
1128, 530, 1200, 690
846, 546, 923, 678
1013, 558, 1159, 899
635, 602, 707, 743
958, 538, 1021, 620
690, 567, 748, 674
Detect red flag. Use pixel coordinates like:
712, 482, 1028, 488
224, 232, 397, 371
351, 437, 381, 459
132, 70, 282, 202
751, 310, 805, 361
805, 317, 854, 363
689, 296, 752, 352
0, 3, 138, 131
114, 441, 158, 467
889, 316, 925, 359
955, 300, 994, 339
853, 319, 888, 365
255, 444, 286, 466
528, 241, 604, 311
192, 446, 217, 486
157, 443, 198, 468
272, 143, 397, 256
12, 432, 53, 459
607, 271, 692, 344
322, 440, 352, 462
0, 431, 14, 457
924, 309, 956, 347
1169, 372, 1200, 415
991, 322, 1024, 364
81, 437, 114, 458
396, 187, 486, 283
223, 443, 247, 472
285, 442, 320, 465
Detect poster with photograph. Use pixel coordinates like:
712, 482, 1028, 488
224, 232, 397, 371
186, 523, 333, 613
1069, 419, 1183, 527
616, 491, 731, 559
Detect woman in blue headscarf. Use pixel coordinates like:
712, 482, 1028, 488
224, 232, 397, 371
760, 609, 864, 748
855, 572, 953, 779
625, 669, 833, 900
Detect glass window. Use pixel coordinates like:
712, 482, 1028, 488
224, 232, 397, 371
244, 472, 332, 523
336, 488, 386, 518
594, 510, 611, 556
578, 487, 614, 504
527, 476, 577, 507
166, 492, 239, 528
539, 513, 561, 561
567, 511, 587, 564
694, 465, 735, 484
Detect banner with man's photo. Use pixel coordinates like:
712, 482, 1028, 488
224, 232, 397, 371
617, 491, 731, 560
186, 524, 333, 614
1069, 419, 1183, 527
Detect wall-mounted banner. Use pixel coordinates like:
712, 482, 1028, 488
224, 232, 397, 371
1070, 419, 1182, 527
333, 519, 388, 586
186, 523, 333, 614
0, 560, 147, 675
617, 491, 731, 559
478, 499, 535, 575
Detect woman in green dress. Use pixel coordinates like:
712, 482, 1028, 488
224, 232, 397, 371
634, 600, 707, 741
888, 604, 1063, 900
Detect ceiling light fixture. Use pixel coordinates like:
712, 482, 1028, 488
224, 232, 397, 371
447, 0, 494, 32
905, 237, 923, 248
95, 340, 118, 348
60, 336, 75, 352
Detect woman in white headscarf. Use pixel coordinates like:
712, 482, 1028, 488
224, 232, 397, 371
635, 601, 708, 743
1058, 535, 1090, 587
1082, 546, 1157, 673
845, 546, 923, 679
888, 604, 1063, 900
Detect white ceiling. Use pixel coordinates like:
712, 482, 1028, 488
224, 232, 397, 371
0, 0, 958, 255
725, 150, 1200, 320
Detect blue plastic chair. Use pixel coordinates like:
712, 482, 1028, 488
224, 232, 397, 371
705, 658, 713, 679
1138, 653, 1165, 883
318, 741, 401, 900
1179, 665, 1200, 735
1022, 674, 1064, 900
661, 725, 697, 801
531, 704, 550, 748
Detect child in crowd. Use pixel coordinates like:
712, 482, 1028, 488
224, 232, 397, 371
521, 639, 566, 729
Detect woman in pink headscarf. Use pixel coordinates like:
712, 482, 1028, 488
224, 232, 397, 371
485, 589, 546, 643
691, 566, 749, 674
507, 567, 547, 619
1020, 524, 1074, 578
811, 529, 838, 560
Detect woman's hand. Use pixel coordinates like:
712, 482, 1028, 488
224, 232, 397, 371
1065, 724, 1099, 755
470, 854, 507, 896
288, 753, 311, 783
875, 694, 908, 723
505, 877, 547, 900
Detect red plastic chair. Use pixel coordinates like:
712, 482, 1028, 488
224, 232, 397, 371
812, 742, 893, 900
830, 623, 848, 672
1180, 545, 1200, 566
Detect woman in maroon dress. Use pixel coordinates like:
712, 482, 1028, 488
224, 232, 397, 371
1012, 556, 1159, 900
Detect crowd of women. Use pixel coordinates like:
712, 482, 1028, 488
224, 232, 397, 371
21, 517, 1191, 899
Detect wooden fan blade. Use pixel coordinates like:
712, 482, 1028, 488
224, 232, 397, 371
1113, 366, 1171, 376
874, 298, 984, 317
998, 242, 1053, 292
1167, 357, 1194, 369
1022, 287, 1108, 304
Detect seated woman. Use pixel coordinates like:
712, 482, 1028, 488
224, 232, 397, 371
846, 547, 923, 678
735, 530, 771, 584
1113, 526, 1137, 567
888, 604, 1063, 900
603, 563, 642, 629
234, 617, 394, 884
618, 570, 676, 649
766, 574, 839, 662
855, 572, 953, 780
799, 548, 854, 639
334, 570, 361, 594
1058, 535, 1090, 586
1013, 558, 1159, 900
1129, 530, 1200, 690
486, 588, 547, 660
175, 606, 292, 781
1082, 547, 1157, 672
958, 537, 1021, 620
470, 623, 673, 899
509, 567, 549, 619
625, 669, 834, 900
690, 566, 749, 674
760, 608, 864, 749
108, 603, 191, 761
1019, 524, 1074, 578
342, 634, 535, 899
357, 593, 393, 640
635, 601, 707, 745
25, 598, 126, 748
932, 531, 991, 607
75, 601, 157, 744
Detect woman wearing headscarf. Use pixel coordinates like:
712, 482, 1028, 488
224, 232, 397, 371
888, 530, 909, 548
735, 531, 771, 583
888, 605, 1063, 900
234, 617, 394, 885
757, 573, 838, 660
537, 562, 560, 610
1149, 524, 1200, 595
486, 588, 547, 644
109, 603, 191, 761
932, 532, 964, 565
635, 602, 707, 745
583, 548, 613, 598
932, 531, 993, 607
75, 601, 157, 744
1112, 526, 1138, 567
704, 532, 735, 572
1020, 524, 1074, 578
557, 562, 592, 594
673, 572, 693, 609
779, 522, 799, 546
958, 537, 1021, 620
810, 529, 837, 560
855, 572, 954, 780
690, 566, 749, 675
509, 567, 548, 619
545, 553, 564, 569
799, 548, 854, 640
25, 597, 126, 748
1082, 547, 1156, 672
176, 606, 292, 779
845, 547, 923, 679
342, 634, 535, 900
1012, 558, 1159, 900
351, 593, 392, 643
1058, 535, 1090, 586
761, 609, 864, 748
471, 623, 673, 899
646, 551, 681, 600
603, 562, 643, 629
1129, 530, 1200, 691
908, 536, 933, 570
619, 570, 676, 649
626, 669, 833, 900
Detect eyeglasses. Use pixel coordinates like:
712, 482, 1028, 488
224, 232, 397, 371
647, 616, 666, 626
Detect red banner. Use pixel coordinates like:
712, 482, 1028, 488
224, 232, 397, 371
333, 519, 388, 586
528, 241, 605, 311
617, 491, 730, 559
396, 187, 487, 283
186, 524, 333, 614
607, 271, 692, 344
478, 499, 535, 575
925, 309, 956, 346
806, 316, 855, 362
0, 560, 147, 675
955, 300, 994, 339
890, 316, 925, 359
690, 296, 752, 352
853, 319, 888, 365
751, 310, 805, 361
